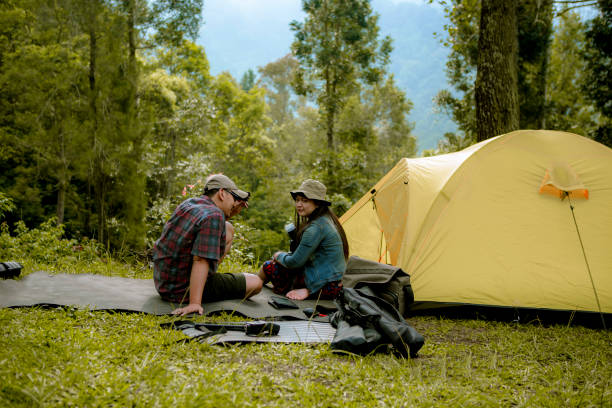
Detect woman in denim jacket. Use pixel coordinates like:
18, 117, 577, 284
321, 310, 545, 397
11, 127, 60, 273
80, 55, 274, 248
258, 179, 349, 300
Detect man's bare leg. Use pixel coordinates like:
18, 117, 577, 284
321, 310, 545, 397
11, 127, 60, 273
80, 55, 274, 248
244, 273, 263, 298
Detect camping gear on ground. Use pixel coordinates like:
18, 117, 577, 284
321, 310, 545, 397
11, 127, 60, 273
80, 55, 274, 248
0, 271, 335, 321
0, 261, 23, 279
340, 130, 612, 319
195, 320, 280, 336
342, 256, 414, 316
161, 320, 336, 345
268, 295, 299, 309
330, 287, 424, 358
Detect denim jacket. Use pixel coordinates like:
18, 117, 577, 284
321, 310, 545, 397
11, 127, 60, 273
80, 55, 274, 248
276, 215, 346, 293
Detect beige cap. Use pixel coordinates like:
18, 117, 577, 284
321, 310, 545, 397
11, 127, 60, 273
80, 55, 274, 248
290, 179, 331, 205
204, 174, 250, 201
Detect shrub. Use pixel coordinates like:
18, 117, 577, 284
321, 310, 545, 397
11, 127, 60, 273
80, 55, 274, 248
0, 218, 103, 266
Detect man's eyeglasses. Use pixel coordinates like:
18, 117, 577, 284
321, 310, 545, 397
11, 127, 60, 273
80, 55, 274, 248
227, 190, 250, 204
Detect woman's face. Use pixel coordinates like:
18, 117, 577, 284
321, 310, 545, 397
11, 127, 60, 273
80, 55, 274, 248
295, 195, 318, 217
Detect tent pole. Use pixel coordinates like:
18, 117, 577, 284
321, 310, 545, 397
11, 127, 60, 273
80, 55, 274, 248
566, 193, 606, 329
372, 196, 387, 264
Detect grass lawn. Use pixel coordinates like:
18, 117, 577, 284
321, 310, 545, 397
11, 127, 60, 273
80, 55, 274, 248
0, 255, 610, 407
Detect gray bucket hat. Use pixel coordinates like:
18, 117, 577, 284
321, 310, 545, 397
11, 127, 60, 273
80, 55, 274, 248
290, 179, 331, 205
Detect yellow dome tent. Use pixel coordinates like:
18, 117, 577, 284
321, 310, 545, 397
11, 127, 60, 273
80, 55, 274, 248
340, 130, 612, 314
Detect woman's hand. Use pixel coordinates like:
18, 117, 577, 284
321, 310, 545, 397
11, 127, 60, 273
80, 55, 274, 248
272, 251, 282, 262
171, 303, 203, 316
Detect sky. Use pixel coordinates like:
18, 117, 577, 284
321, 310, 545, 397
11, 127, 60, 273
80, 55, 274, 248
198, 0, 437, 78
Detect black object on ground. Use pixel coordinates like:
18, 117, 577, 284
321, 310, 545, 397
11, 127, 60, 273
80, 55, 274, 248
195, 320, 280, 336
0, 262, 23, 279
268, 295, 299, 309
330, 287, 425, 358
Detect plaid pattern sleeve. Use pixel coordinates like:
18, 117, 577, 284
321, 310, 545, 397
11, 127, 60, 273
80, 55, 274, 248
152, 196, 226, 303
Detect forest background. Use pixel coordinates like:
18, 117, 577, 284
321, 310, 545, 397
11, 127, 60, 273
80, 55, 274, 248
0, 0, 610, 264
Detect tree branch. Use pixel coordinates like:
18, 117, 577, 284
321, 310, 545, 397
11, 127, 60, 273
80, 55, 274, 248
554, 0, 596, 4
555, 2, 598, 16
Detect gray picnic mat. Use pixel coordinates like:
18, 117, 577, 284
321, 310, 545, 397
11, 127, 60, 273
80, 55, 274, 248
167, 320, 336, 344
0, 271, 336, 321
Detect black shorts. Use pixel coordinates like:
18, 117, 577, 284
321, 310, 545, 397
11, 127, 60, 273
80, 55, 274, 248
202, 272, 247, 302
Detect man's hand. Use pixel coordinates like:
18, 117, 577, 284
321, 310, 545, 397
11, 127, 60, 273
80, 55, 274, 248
171, 303, 203, 316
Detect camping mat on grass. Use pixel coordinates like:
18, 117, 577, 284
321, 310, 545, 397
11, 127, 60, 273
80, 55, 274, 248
166, 320, 336, 344
0, 271, 336, 321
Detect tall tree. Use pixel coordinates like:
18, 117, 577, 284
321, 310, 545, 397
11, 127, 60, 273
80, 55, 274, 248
475, 0, 519, 141
240, 69, 256, 91
290, 0, 392, 152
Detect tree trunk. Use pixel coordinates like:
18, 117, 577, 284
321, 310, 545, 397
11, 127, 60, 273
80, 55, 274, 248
57, 128, 66, 225
475, 0, 520, 142
56, 182, 65, 225
87, 3, 106, 244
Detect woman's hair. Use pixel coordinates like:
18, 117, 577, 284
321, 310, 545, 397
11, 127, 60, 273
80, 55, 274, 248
294, 198, 349, 260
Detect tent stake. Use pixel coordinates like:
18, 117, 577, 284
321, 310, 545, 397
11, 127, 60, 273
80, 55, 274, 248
566, 192, 606, 329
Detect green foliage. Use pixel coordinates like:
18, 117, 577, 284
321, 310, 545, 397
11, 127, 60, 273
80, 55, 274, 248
0, 216, 149, 277
154, 39, 211, 89
0, 218, 100, 269
0, 192, 15, 220
150, 0, 204, 45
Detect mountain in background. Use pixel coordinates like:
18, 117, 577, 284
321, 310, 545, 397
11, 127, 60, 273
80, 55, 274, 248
198, 0, 457, 153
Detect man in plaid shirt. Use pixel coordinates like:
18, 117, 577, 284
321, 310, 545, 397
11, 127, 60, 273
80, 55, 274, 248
153, 174, 263, 316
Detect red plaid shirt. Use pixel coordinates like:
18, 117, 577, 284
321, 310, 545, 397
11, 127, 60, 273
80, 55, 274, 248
153, 196, 226, 302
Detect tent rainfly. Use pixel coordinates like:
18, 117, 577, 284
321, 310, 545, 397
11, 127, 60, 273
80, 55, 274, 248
340, 130, 612, 315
